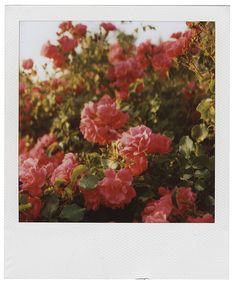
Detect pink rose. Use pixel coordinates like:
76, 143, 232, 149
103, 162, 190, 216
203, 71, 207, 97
147, 133, 172, 154
57, 21, 73, 35
73, 24, 87, 37
51, 153, 78, 185
126, 154, 148, 176
58, 35, 78, 52
118, 125, 152, 158
100, 22, 117, 32
136, 40, 153, 69
98, 169, 136, 209
22, 58, 33, 70
19, 158, 47, 196
80, 95, 129, 145
41, 41, 65, 68
81, 188, 102, 211
108, 43, 125, 65
175, 187, 197, 213
142, 194, 173, 223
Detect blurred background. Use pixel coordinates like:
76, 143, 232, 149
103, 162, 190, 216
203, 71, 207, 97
20, 21, 188, 80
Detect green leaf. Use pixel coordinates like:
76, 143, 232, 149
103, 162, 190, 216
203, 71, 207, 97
71, 165, 87, 184
196, 98, 215, 124
59, 204, 85, 222
41, 194, 59, 219
79, 175, 100, 189
179, 136, 195, 159
191, 124, 208, 143
194, 169, 211, 179
194, 180, 205, 191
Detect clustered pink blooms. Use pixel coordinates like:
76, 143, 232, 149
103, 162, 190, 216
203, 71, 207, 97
142, 186, 213, 223
108, 56, 144, 100
107, 29, 195, 100
19, 158, 47, 197
22, 58, 34, 70
51, 153, 78, 185
118, 125, 172, 176
81, 168, 136, 210
19, 134, 65, 219
80, 95, 129, 145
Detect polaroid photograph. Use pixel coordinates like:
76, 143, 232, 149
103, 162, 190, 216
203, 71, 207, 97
5, 5, 229, 279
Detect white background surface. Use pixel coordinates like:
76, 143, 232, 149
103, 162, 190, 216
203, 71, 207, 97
1, 0, 234, 282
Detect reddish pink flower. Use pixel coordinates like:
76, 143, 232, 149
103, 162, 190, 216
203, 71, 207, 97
152, 44, 172, 76
80, 95, 129, 145
57, 21, 73, 35
187, 213, 214, 223
100, 22, 117, 32
20, 196, 42, 222
51, 153, 78, 185
118, 125, 152, 158
98, 169, 136, 209
58, 35, 78, 52
22, 58, 33, 70
175, 187, 196, 213
108, 43, 125, 65
142, 194, 173, 223
41, 41, 65, 68
171, 32, 182, 39
147, 133, 172, 154
81, 188, 102, 211
19, 158, 47, 196
73, 23, 87, 37
126, 154, 148, 176
136, 40, 153, 69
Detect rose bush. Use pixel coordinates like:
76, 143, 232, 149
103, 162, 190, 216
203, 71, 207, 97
19, 21, 215, 222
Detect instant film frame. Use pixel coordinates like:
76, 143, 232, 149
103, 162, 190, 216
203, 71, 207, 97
5, 5, 229, 279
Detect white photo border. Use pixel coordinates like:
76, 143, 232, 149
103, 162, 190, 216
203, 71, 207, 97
5, 5, 229, 279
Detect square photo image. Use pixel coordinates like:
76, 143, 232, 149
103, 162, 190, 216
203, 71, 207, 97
19, 21, 215, 223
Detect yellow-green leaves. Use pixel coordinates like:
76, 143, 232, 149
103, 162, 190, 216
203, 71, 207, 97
191, 123, 208, 143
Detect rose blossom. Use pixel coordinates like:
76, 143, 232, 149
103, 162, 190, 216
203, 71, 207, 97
41, 41, 65, 68
142, 194, 173, 223
80, 95, 129, 145
73, 23, 87, 37
57, 21, 73, 35
98, 169, 136, 209
81, 188, 102, 211
58, 35, 78, 52
147, 133, 172, 154
118, 125, 152, 158
125, 154, 148, 176
108, 43, 125, 65
100, 22, 117, 32
19, 158, 47, 196
22, 58, 34, 70
51, 153, 78, 185
175, 187, 197, 213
